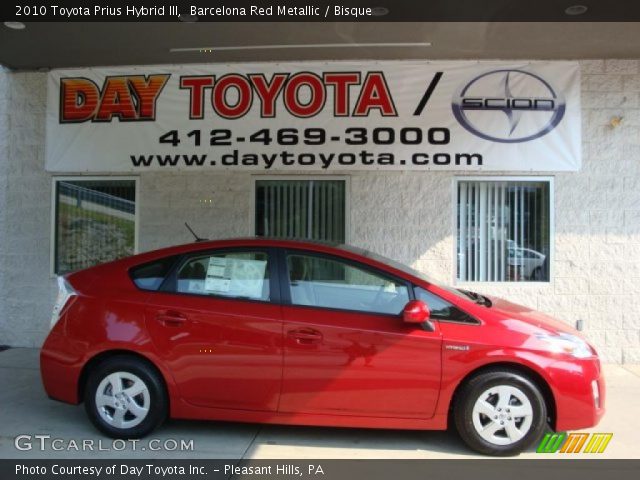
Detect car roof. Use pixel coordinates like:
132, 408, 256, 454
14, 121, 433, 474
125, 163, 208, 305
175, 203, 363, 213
126, 237, 354, 262
119, 237, 429, 285
175, 236, 342, 251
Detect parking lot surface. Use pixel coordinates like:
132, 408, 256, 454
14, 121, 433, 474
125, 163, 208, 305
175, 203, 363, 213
1, 348, 637, 459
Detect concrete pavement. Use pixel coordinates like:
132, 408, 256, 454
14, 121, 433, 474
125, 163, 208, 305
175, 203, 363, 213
1, 348, 638, 459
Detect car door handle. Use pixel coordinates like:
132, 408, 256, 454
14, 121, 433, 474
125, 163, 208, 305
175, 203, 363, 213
288, 328, 323, 344
155, 311, 188, 327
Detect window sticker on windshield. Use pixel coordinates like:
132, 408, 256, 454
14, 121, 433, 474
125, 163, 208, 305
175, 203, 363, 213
187, 280, 205, 293
205, 278, 231, 292
208, 262, 226, 278
228, 259, 267, 298
203, 256, 267, 298
204, 257, 231, 293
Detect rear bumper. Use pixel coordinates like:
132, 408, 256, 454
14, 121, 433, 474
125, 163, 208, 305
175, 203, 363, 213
40, 332, 84, 404
551, 356, 605, 431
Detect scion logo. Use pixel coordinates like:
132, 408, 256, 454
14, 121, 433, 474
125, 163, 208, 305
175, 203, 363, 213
452, 69, 566, 143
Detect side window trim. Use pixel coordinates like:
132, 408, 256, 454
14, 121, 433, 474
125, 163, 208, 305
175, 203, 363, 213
159, 247, 281, 304
274, 247, 290, 305
280, 248, 414, 315
158, 254, 186, 293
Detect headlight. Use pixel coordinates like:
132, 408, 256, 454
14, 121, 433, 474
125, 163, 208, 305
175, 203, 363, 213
536, 332, 595, 358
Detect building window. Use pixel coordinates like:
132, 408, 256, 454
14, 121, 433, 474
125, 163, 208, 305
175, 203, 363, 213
255, 179, 347, 243
53, 178, 137, 274
456, 179, 551, 283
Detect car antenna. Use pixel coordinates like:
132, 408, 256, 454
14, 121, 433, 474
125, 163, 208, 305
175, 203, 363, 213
185, 222, 207, 242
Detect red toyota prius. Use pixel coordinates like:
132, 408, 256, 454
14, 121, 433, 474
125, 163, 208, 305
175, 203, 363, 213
41, 238, 604, 456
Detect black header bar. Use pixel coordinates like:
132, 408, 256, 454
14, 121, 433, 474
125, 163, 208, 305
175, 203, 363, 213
4, 1, 640, 22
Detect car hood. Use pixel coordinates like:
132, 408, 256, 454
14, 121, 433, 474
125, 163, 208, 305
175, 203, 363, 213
484, 295, 579, 337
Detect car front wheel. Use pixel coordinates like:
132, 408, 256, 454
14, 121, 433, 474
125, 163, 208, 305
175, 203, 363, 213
454, 369, 547, 456
84, 355, 167, 438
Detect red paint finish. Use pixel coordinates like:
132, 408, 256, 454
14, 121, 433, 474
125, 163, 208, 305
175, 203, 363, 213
280, 305, 442, 418
402, 300, 431, 324
41, 238, 604, 433
143, 292, 283, 411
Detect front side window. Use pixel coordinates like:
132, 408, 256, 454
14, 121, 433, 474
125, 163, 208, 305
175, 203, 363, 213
286, 253, 409, 315
255, 179, 346, 243
456, 179, 551, 283
54, 179, 136, 274
414, 287, 478, 324
176, 251, 270, 301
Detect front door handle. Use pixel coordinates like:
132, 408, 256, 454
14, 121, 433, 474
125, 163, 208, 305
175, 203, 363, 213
288, 328, 323, 344
155, 311, 188, 327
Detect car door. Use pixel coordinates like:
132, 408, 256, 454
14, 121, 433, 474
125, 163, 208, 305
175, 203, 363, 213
279, 250, 442, 418
144, 248, 283, 412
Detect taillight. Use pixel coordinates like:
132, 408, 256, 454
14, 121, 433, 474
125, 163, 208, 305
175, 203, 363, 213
50, 276, 76, 330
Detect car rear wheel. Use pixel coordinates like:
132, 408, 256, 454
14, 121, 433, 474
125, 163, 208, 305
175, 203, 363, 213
84, 355, 167, 438
454, 369, 547, 456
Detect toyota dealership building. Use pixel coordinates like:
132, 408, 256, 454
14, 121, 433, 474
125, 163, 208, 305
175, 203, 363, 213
0, 22, 639, 365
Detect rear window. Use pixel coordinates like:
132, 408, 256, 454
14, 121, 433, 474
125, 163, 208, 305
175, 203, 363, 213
130, 256, 177, 291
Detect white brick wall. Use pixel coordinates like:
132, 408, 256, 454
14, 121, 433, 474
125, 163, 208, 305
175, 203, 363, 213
0, 69, 54, 346
1, 61, 639, 363
0, 69, 8, 345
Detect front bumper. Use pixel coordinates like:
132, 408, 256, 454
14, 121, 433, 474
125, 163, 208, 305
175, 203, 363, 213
550, 356, 605, 431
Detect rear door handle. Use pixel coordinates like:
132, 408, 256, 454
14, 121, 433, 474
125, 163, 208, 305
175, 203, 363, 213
288, 328, 323, 344
155, 311, 188, 327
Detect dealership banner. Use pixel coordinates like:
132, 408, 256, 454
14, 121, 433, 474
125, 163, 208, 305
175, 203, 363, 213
45, 61, 581, 172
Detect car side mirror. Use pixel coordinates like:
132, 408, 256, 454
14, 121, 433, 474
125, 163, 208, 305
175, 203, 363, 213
403, 300, 431, 324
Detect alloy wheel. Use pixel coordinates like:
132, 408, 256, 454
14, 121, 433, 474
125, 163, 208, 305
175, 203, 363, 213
95, 371, 150, 429
471, 385, 534, 446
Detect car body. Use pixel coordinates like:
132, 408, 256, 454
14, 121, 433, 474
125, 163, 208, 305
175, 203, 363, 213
41, 238, 604, 455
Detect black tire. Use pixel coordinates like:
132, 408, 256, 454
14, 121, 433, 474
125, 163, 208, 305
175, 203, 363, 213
84, 355, 167, 438
453, 369, 547, 456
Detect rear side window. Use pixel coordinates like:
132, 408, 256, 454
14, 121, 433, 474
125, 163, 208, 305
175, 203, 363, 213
130, 257, 177, 291
176, 251, 270, 301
